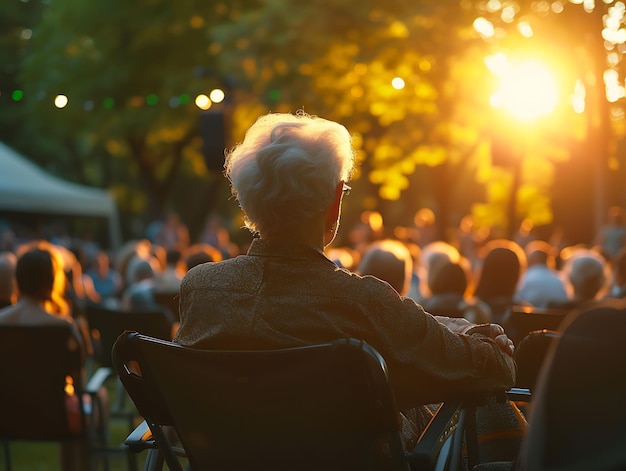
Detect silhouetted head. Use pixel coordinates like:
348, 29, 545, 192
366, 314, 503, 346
15, 248, 55, 301
358, 239, 413, 295
429, 261, 468, 297
474, 239, 526, 300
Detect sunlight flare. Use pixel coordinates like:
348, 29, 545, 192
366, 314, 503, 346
488, 57, 560, 121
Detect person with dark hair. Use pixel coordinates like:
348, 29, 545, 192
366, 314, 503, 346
472, 239, 527, 324
0, 247, 73, 326
422, 260, 492, 325
0, 246, 106, 471
183, 243, 223, 271
173, 111, 516, 450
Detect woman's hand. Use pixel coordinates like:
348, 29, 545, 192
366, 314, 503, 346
465, 323, 515, 356
435, 316, 514, 356
434, 315, 474, 334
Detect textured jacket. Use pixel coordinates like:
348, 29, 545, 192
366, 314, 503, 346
174, 238, 516, 409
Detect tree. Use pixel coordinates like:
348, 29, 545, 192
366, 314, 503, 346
10, 0, 613, 243
470, 0, 626, 242
15, 0, 260, 237
12, 0, 491, 241
0, 0, 45, 151
212, 0, 496, 239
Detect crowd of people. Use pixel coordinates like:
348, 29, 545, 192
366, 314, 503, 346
1, 111, 626, 468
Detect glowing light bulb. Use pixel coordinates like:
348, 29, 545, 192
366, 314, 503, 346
209, 88, 225, 103
195, 94, 212, 110
54, 95, 68, 108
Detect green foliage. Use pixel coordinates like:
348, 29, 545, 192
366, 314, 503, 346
213, 0, 484, 222
0, 0, 617, 238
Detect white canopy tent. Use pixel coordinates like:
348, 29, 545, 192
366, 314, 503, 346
0, 141, 122, 249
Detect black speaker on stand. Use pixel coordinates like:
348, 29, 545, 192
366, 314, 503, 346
199, 111, 226, 172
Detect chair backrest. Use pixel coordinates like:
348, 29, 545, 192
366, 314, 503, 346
113, 333, 407, 471
514, 329, 561, 391
516, 298, 626, 471
503, 305, 569, 346
0, 324, 86, 441
85, 305, 174, 368
152, 291, 180, 321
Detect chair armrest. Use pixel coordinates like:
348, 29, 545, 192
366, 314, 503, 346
506, 387, 532, 402
125, 420, 156, 453
85, 366, 114, 395
406, 400, 464, 470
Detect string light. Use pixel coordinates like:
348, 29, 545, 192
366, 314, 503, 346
1, 88, 228, 110
209, 88, 225, 103
54, 94, 68, 108
194, 94, 212, 110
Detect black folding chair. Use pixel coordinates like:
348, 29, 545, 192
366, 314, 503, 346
0, 324, 130, 471
503, 305, 569, 346
113, 333, 482, 471
84, 304, 176, 429
85, 304, 175, 371
152, 291, 180, 322
514, 329, 561, 392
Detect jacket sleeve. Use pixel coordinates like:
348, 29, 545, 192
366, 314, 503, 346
358, 284, 516, 409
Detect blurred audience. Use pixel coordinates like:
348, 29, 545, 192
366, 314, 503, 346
515, 240, 568, 308
0, 252, 17, 308
409, 241, 460, 302
197, 212, 240, 259
420, 260, 491, 324
121, 259, 157, 311
607, 246, 626, 298
183, 243, 223, 271
550, 249, 608, 310
84, 250, 123, 308
472, 239, 527, 324
154, 211, 190, 253
357, 239, 413, 296
153, 248, 184, 293
326, 246, 358, 270
594, 205, 626, 261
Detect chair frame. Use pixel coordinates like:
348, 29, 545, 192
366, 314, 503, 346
0, 323, 128, 471
83, 304, 177, 434
85, 304, 175, 371
113, 332, 484, 471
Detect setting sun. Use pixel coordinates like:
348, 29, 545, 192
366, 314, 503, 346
488, 57, 560, 122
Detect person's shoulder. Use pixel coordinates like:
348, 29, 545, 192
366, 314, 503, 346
182, 255, 250, 285
338, 269, 414, 304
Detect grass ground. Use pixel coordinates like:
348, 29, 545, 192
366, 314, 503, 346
1, 380, 148, 471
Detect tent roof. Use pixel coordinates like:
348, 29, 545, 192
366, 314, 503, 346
0, 141, 116, 217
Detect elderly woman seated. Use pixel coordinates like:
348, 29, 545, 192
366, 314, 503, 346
172, 111, 516, 450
